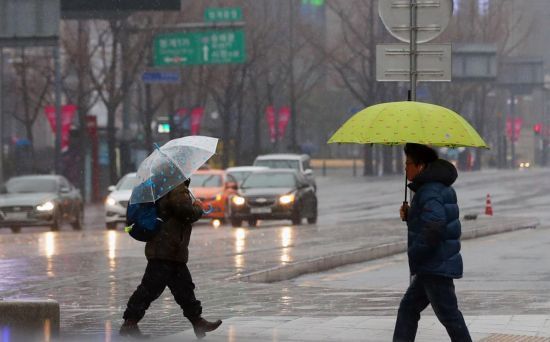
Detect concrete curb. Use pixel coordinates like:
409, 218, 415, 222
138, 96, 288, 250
0, 298, 60, 339
233, 218, 539, 283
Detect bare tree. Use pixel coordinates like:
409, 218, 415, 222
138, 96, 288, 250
88, 18, 151, 183
8, 47, 53, 168
320, 0, 398, 175
60, 21, 101, 199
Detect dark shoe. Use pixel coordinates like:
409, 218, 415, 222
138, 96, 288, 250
190, 317, 222, 339
119, 319, 150, 339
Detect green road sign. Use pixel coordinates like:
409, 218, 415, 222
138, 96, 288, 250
204, 7, 242, 22
154, 29, 246, 66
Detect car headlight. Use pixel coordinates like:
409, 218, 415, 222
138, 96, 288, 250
105, 197, 116, 206
279, 194, 295, 205
37, 201, 55, 211
232, 196, 245, 206
215, 193, 223, 201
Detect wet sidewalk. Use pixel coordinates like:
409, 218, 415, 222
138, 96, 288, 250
0, 215, 539, 339
162, 315, 550, 342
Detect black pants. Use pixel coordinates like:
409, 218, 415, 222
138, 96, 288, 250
393, 274, 472, 342
123, 259, 202, 321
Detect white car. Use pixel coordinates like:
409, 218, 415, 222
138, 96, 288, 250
104, 173, 139, 230
253, 154, 316, 191
225, 166, 269, 186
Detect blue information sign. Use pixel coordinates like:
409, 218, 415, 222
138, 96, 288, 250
141, 71, 180, 84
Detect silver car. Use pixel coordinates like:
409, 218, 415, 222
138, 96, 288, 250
0, 175, 83, 233
104, 173, 139, 230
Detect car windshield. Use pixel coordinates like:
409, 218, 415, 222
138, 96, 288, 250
4, 178, 57, 194
242, 173, 296, 189
227, 171, 252, 185
255, 159, 300, 171
190, 174, 223, 187
117, 175, 139, 190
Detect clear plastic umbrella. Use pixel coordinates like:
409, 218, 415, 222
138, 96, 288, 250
130, 136, 218, 204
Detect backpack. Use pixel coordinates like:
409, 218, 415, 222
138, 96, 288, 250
125, 202, 164, 242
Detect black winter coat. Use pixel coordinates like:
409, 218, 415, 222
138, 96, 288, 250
407, 159, 463, 279
145, 184, 202, 263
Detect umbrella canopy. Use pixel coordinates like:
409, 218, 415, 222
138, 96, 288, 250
130, 136, 218, 204
328, 101, 488, 148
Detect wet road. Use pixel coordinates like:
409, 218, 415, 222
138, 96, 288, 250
294, 226, 550, 316
0, 168, 549, 339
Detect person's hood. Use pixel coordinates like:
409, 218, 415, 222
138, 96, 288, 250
408, 159, 457, 192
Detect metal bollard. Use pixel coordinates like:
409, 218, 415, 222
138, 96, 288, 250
322, 159, 326, 176
353, 158, 357, 177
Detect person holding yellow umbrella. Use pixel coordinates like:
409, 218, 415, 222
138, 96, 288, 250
329, 101, 487, 342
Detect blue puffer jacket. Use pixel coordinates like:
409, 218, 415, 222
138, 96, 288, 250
407, 159, 463, 279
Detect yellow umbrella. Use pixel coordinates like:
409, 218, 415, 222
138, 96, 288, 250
328, 101, 488, 221
328, 101, 488, 148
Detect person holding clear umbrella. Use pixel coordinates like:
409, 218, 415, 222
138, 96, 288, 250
120, 136, 222, 339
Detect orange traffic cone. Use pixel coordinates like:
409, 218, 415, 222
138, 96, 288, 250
485, 194, 493, 216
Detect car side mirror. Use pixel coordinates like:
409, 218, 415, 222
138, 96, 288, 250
304, 169, 313, 176
108, 185, 116, 192
60, 186, 71, 194
225, 182, 238, 190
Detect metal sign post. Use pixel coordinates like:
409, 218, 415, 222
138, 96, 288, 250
409, 0, 417, 101
378, 0, 454, 97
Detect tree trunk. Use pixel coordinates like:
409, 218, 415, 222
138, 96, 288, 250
363, 145, 374, 176
107, 106, 118, 184
382, 146, 393, 175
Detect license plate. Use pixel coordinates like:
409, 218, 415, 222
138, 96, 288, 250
250, 207, 271, 214
5, 212, 28, 220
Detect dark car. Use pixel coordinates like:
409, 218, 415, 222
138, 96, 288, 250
228, 169, 317, 227
0, 175, 83, 233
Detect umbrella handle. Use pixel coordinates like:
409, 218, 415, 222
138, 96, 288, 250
401, 201, 409, 222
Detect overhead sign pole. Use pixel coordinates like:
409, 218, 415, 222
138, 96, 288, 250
409, 0, 417, 101
378, 0, 454, 97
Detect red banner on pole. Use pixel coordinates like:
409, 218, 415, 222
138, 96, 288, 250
278, 106, 291, 139
265, 106, 276, 143
190, 107, 204, 135
44, 105, 77, 152
506, 117, 522, 142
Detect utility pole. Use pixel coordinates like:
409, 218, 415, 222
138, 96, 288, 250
289, 0, 298, 152
53, 45, 63, 175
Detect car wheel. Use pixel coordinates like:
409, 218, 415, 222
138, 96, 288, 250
10, 226, 21, 234
230, 219, 242, 228
307, 200, 318, 224
71, 208, 83, 230
291, 207, 302, 225
106, 222, 117, 230
248, 219, 258, 227
307, 215, 317, 224
50, 212, 60, 231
